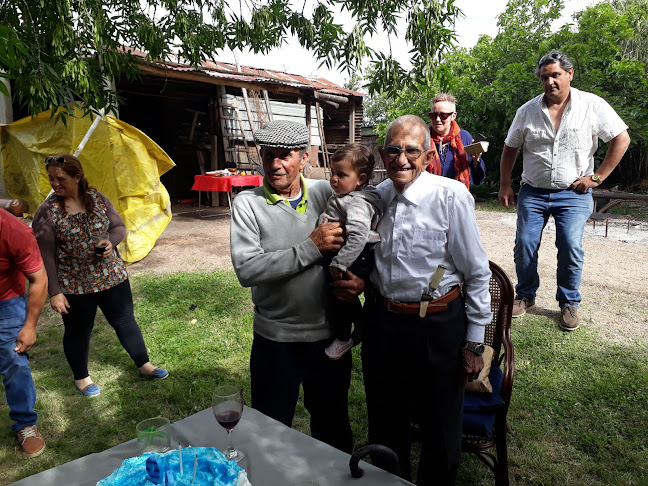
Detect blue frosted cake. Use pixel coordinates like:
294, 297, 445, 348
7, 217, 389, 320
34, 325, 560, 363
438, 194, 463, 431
97, 447, 251, 486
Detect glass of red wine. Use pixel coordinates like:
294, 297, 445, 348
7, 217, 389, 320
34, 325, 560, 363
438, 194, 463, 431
212, 384, 244, 462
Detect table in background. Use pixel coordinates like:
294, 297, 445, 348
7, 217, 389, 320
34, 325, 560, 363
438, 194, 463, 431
592, 189, 648, 213
589, 189, 647, 237
12, 406, 413, 486
191, 174, 263, 215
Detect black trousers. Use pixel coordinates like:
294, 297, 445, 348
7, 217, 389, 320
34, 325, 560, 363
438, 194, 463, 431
327, 244, 375, 342
362, 293, 466, 485
250, 332, 353, 453
62, 279, 150, 380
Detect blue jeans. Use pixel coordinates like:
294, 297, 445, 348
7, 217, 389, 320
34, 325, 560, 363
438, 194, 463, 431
0, 294, 38, 432
514, 184, 594, 307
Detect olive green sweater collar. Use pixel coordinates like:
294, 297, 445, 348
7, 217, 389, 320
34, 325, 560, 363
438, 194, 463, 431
263, 174, 309, 214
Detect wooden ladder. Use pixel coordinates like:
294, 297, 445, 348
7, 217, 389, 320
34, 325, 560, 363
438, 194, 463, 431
240, 88, 263, 168
218, 90, 272, 171
232, 60, 269, 170
217, 100, 252, 169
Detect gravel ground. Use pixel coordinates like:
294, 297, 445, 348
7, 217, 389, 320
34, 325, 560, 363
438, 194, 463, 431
128, 202, 648, 344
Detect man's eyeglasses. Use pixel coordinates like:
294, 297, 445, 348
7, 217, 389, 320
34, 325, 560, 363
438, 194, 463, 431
44, 156, 66, 166
384, 146, 425, 161
429, 112, 454, 121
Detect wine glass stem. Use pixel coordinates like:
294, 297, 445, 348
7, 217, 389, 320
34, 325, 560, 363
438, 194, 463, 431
226, 429, 235, 458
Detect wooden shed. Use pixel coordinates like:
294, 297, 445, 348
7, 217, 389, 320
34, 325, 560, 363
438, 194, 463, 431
114, 52, 365, 200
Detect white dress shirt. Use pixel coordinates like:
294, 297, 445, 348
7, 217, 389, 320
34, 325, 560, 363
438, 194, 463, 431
370, 171, 491, 342
505, 87, 628, 189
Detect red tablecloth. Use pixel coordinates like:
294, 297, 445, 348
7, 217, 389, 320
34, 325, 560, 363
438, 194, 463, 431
191, 174, 263, 192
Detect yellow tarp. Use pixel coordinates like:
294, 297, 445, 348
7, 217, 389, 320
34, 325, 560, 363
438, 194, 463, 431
0, 109, 175, 264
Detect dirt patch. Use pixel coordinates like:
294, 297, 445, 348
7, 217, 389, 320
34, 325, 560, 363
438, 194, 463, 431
127, 204, 233, 275
128, 203, 648, 344
474, 210, 648, 344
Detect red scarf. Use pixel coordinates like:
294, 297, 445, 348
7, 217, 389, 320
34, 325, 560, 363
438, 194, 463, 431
427, 120, 471, 189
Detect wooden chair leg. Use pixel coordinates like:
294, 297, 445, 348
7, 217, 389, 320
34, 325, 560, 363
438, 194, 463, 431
494, 420, 510, 486
494, 441, 509, 485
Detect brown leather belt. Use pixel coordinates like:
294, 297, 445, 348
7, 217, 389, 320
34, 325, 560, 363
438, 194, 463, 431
380, 286, 461, 315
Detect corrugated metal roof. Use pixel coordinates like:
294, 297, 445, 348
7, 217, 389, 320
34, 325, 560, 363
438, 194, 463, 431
127, 49, 365, 98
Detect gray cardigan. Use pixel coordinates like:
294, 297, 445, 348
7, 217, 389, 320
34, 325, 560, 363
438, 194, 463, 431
318, 187, 381, 272
230, 179, 334, 342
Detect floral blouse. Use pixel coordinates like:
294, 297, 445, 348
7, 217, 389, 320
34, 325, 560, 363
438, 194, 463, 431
46, 191, 128, 295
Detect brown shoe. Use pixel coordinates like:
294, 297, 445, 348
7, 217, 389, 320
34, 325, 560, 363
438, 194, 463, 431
560, 306, 580, 331
512, 297, 535, 318
17, 425, 45, 458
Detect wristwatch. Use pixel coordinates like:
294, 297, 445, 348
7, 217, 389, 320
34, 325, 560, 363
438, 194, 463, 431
463, 341, 485, 356
591, 174, 602, 185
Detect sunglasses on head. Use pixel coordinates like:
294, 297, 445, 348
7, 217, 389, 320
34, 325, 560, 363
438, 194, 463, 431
538, 52, 564, 67
44, 156, 66, 166
429, 112, 454, 121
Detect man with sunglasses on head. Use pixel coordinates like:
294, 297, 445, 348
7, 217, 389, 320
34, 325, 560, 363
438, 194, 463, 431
428, 93, 485, 189
356, 114, 492, 485
499, 50, 630, 331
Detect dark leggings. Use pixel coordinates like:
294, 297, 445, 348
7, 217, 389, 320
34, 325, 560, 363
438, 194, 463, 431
327, 244, 375, 341
61, 279, 150, 380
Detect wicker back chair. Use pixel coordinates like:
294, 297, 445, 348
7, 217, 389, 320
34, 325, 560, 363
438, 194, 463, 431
462, 260, 515, 485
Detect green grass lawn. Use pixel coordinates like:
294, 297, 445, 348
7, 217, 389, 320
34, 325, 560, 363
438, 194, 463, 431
1, 270, 647, 485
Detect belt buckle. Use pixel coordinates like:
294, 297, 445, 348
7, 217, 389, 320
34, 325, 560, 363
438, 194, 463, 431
385, 299, 398, 313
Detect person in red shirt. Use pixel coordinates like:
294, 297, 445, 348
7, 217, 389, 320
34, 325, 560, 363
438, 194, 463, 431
0, 208, 48, 457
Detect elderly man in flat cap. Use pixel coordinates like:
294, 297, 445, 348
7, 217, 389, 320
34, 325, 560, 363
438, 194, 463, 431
230, 120, 356, 452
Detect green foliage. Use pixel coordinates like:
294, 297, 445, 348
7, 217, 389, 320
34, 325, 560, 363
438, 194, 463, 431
1, 0, 460, 119
344, 66, 394, 128
1, 270, 647, 484
498, 317, 648, 486
361, 89, 393, 128
612, 0, 648, 65
374, 0, 648, 188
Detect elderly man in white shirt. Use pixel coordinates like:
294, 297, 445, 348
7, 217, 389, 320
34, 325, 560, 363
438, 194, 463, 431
499, 50, 630, 331
359, 114, 492, 485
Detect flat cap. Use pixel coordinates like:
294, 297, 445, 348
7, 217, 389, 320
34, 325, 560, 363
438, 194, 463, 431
254, 120, 309, 149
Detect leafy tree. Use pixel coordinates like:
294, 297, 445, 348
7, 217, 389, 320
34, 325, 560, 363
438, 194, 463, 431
1, 0, 460, 120
561, 2, 648, 186
612, 0, 648, 65
344, 67, 392, 127
375, 0, 648, 189
361, 89, 393, 127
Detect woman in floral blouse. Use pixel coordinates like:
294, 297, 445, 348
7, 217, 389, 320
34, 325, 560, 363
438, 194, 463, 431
33, 154, 168, 397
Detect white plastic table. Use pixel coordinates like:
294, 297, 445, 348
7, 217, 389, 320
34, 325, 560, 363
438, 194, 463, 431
12, 406, 413, 486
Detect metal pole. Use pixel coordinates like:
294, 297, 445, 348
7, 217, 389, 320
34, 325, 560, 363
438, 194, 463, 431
74, 109, 104, 157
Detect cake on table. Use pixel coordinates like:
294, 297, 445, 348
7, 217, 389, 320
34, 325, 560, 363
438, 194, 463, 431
97, 447, 251, 486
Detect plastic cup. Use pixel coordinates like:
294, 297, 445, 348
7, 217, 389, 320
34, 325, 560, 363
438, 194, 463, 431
136, 417, 171, 454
